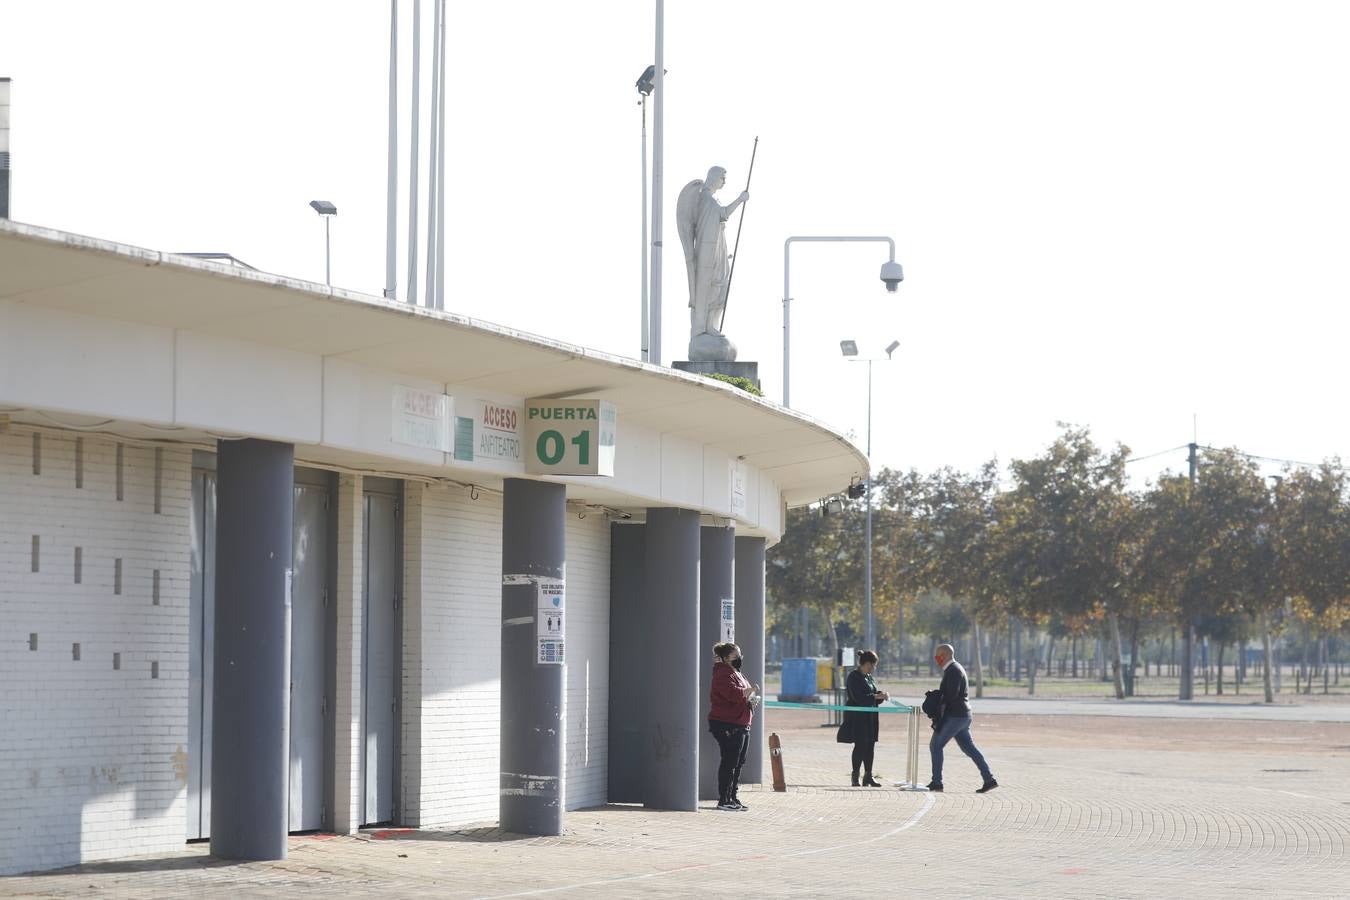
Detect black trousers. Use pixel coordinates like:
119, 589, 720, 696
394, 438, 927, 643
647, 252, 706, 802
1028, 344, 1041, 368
709, 720, 750, 803
851, 740, 876, 777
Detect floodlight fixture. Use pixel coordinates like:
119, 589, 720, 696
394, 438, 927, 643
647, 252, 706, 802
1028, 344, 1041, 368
840, 340, 859, 357
636, 65, 657, 96
885, 339, 900, 358
309, 200, 337, 216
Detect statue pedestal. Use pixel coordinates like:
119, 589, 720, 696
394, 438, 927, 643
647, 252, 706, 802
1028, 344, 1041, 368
672, 360, 761, 392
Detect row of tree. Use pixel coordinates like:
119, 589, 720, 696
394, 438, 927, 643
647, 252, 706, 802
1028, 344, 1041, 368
768, 426, 1350, 702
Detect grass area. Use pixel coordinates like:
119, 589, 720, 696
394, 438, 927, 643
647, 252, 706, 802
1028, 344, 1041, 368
763, 671, 1350, 703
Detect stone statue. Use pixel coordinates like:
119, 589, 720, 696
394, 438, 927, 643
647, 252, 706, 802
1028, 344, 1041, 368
676, 166, 748, 362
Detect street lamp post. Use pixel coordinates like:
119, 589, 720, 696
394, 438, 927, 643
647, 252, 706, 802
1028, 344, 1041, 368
636, 65, 657, 362
309, 200, 337, 286
782, 236, 903, 408
841, 339, 899, 654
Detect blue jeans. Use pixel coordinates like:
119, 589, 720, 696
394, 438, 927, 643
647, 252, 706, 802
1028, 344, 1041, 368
929, 715, 992, 786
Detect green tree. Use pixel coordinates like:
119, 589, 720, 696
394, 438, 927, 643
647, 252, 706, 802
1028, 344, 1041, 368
1272, 463, 1350, 694
768, 503, 864, 654
995, 426, 1131, 697
915, 462, 1001, 696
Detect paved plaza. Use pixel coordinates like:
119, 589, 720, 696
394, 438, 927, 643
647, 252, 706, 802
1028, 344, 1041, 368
4, 703, 1348, 899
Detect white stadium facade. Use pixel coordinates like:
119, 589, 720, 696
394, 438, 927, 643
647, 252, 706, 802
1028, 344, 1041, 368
0, 221, 866, 874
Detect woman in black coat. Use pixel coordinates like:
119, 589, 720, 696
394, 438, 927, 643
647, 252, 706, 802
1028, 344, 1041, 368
838, 649, 888, 786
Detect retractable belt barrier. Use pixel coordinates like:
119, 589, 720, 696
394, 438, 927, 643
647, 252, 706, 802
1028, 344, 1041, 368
764, 700, 915, 713
762, 700, 929, 791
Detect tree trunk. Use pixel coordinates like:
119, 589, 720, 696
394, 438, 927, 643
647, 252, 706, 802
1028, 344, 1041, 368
1046, 636, 1055, 683
1108, 614, 1127, 700
1322, 633, 1330, 694
1217, 642, 1225, 695
1027, 631, 1038, 696
972, 619, 985, 699
1072, 637, 1079, 678
1127, 622, 1140, 697
1304, 629, 1312, 694
1261, 611, 1275, 703
896, 602, 906, 679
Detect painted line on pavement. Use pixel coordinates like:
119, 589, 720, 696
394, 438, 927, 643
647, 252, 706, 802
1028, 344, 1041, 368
474, 792, 937, 899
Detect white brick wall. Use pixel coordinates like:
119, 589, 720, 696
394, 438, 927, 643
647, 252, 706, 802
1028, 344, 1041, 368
0, 428, 192, 875
563, 512, 610, 811
400, 486, 613, 827
401, 482, 504, 828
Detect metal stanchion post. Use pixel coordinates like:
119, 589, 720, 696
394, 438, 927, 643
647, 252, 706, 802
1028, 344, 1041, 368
896, 707, 928, 791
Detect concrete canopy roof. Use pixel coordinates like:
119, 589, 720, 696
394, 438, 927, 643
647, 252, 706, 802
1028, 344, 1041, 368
0, 221, 868, 507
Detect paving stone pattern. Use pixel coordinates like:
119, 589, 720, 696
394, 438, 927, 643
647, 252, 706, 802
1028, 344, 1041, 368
3, 709, 1348, 899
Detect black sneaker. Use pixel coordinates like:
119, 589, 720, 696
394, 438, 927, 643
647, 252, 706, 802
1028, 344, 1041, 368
730, 799, 749, 811
716, 801, 739, 811
976, 779, 999, 794
925, 782, 943, 792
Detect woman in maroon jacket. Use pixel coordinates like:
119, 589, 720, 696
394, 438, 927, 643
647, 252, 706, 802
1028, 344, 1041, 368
708, 641, 759, 811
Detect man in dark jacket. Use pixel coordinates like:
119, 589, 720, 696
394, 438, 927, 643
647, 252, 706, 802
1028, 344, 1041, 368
927, 643, 997, 793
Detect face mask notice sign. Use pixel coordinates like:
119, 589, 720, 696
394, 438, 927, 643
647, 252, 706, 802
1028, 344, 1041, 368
720, 598, 735, 643
537, 578, 565, 665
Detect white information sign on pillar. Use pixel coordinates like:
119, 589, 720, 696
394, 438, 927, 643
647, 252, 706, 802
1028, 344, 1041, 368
720, 597, 735, 643
536, 578, 565, 665
729, 461, 748, 518
392, 385, 453, 452
524, 399, 616, 476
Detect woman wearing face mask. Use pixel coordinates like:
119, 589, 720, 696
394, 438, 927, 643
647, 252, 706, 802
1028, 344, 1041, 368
837, 649, 888, 786
708, 641, 759, 811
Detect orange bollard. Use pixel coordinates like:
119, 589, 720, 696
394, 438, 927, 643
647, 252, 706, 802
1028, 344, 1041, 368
769, 732, 787, 792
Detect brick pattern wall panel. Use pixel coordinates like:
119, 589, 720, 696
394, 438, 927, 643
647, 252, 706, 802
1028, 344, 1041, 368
563, 512, 611, 810
402, 484, 504, 829
0, 429, 192, 875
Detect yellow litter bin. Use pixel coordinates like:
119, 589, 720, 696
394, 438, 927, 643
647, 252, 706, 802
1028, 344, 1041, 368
815, 657, 834, 692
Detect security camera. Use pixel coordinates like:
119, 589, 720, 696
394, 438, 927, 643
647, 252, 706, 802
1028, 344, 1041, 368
879, 260, 905, 293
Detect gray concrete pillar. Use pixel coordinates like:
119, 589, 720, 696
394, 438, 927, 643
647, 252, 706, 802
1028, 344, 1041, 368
698, 525, 735, 801
643, 507, 701, 811
500, 478, 566, 835
607, 523, 646, 804
735, 536, 767, 784
211, 438, 293, 861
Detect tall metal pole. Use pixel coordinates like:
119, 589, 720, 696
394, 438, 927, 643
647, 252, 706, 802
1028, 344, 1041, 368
383, 0, 398, 300
864, 358, 874, 651
433, 0, 447, 309
640, 94, 649, 361
406, 0, 422, 305
649, 0, 665, 365
324, 216, 331, 286
423, 0, 441, 307
1181, 441, 1199, 700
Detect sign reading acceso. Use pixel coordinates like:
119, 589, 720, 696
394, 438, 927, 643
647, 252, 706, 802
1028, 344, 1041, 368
524, 399, 616, 476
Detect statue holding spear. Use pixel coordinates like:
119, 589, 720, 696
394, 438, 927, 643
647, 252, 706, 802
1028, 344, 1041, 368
676, 138, 759, 362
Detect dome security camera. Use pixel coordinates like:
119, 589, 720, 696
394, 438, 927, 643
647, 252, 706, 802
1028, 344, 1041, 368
879, 260, 905, 293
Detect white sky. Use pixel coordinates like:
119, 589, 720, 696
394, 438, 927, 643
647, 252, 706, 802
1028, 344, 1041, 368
3, 1, 1348, 488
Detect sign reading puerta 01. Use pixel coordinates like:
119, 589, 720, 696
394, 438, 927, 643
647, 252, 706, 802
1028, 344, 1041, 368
523, 399, 617, 477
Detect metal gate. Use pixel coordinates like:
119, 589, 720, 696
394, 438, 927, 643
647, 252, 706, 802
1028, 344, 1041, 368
361, 480, 401, 825
187, 463, 334, 839
187, 466, 216, 841
289, 471, 331, 832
